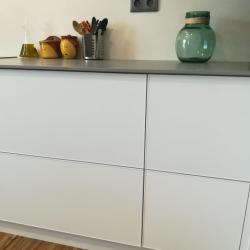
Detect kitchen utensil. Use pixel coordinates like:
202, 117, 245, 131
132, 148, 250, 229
81, 16, 108, 60
94, 20, 101, 35
91, 17, 97, 34
73, 20, 85, 35
86, 21, 91, 31
100, 18, 108, 35
81, 21, 91, 33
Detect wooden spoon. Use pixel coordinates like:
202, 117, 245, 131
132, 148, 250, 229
73, 21, 84, 35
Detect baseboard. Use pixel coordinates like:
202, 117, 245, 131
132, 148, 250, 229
0, 220, 148, 250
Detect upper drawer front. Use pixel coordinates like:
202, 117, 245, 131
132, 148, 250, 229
0, 70, 146, 168
147, 75, 250, 181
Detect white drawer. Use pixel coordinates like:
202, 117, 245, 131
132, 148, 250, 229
0, 153, 143, 246
143, 171, 249, 250
0, 70, 146, 168
146, 75, 250, 180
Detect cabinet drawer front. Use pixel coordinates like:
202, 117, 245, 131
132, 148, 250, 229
147, 75, 250, 180
0, 153, 143, 246
0, 70, 146, 168
143, 171, 249, 250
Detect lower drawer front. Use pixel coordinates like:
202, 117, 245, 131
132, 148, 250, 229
0, 153, 143, 246
143, 171, 249, 250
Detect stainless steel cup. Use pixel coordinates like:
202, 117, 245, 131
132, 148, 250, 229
82, 33, 103, 60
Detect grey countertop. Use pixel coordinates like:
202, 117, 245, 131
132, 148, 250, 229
0, 58, 250, 77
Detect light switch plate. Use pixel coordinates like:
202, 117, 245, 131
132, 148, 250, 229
130, 0, 159, 12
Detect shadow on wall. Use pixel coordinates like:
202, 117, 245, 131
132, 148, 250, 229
213, 18, 250, 62
104, 22, 137, 60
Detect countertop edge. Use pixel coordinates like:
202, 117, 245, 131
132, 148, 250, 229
0, 59, 250, 77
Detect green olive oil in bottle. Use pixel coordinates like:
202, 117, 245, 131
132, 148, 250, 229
19, 19, 39, 58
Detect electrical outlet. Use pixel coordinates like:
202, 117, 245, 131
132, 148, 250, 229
130, 0, 159, 12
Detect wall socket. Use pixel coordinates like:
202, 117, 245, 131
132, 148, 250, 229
130, 0, 159, 12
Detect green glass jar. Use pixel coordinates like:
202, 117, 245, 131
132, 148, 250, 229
176, 11, 216, 63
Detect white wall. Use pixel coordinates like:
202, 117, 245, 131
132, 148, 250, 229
1, 0, 250, 61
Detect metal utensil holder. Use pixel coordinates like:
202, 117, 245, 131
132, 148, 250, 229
82, 33, 104, 60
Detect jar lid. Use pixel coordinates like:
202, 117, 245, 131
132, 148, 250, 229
185, 11, 210, 24
186, 11, 210, 19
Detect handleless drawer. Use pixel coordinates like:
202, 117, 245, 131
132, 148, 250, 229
143, 170, 249, 250
0, 70, 147, 168
146, 75, 250, 181
0, 152, 143, 246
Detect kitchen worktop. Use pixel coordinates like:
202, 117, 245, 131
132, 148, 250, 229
0, 58, 250, 77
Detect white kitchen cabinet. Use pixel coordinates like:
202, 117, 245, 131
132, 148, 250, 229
239, 192, 250, 250
0, 70, 146, 168
0, 152, 143, 246
143, 170, 249, 250
146, 75, 250, 181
